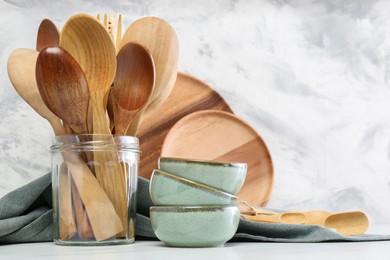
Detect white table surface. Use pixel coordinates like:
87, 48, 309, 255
1, 225, 390, 260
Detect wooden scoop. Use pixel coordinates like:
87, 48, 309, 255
36, 46, 89, 134
325, 211, 369, 236
36, 19, 60, 51
113, 42, 155, 135
121, 17, 179, 135
305, 210, 332, 225
241, 212, 306, 224
60, 13, 128, 236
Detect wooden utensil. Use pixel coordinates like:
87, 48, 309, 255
8, 48, 123, 241
7, 48, 64, 135
59, 163, 77, 240
325, 211, 369, 236
8, 48, 78, 239
121, 16, 179, 135
36, 19, 60, 52
137, 72, 233, 179
161, 110, 274, 206
113, 42, 155, 135
60, 14, 116, 134
305, 210, 332, 225
35, 46, 89, 134
35, 46, 95, 238
241, 212, 305, 224
70, 177, 94, 239
60, 13, 128, 236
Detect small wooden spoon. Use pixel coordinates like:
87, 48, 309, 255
113, 42, 155, 135
35, 46, 89, 134
121, 17, 179, 135
36, 19, 60, 52
325, 211, 369, 236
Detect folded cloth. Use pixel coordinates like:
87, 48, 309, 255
1, 173, 390, 244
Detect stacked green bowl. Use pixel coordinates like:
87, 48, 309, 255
149, 157, 247, 247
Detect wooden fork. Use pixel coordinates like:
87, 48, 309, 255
97, 13, 122, 53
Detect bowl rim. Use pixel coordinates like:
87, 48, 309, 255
158, 156, 247, 169
150, 169, 238, 200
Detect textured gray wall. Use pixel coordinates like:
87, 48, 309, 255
1, 0, 389, 224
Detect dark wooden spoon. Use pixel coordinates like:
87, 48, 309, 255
113, 42, 155, 135
36, 46, 89, 134
36, 19, 60, 51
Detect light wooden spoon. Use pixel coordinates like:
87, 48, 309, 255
36, 19, 60, 52
8, 48, 122, 241
60, 13, 128, 237
60, 13, 116, 135
7, 48, 64, 135
325, 211, 369, 236
7, 48, 76, 239
113, 42, 155, 135
35, 46, 89, 135
121, 17, 179, 135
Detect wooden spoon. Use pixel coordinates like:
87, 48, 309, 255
35, 46, 95, 239
36, 19, 60, 52
60, 14, 116, 135
7, 48, 79, 239
35, 46, 89, 134
325, 211, 369, 236
7, 48, 64, 135
60, 13, 128, 236
121, 17, 179, 135
113, 42, 155, 135
8, 48, 122, 241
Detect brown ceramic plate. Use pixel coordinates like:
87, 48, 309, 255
137, 72, 233, 179
160, 110, 274, 206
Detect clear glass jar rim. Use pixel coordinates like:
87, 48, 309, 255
50, 134, 140, 153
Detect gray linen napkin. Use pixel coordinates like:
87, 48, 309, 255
1, 173, 390, 244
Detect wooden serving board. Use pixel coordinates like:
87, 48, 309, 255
160, 110, 274, 207
137, 72, 233, 179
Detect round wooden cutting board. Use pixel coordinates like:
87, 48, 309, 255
137, 72, 233, 179
160, 110, 274, 206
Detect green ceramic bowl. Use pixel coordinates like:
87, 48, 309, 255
149, 169, 237, 206
150, 206, 240, 247
158, 157, 247, 194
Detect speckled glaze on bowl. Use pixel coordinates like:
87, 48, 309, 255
149, 169, 237, 206
150, 206, 240, 247
158, 157, 247, 194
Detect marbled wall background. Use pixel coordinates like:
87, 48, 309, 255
1, 0, 390, 225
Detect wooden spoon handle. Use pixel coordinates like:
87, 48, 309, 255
241, 214, 281, 223
70, 177, 94, 239
89, 92, 129, 237
58, 163, 77, 240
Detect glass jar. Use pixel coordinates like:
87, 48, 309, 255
51, 135, 139, 246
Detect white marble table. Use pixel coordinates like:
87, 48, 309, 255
2, 225, 390, 260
